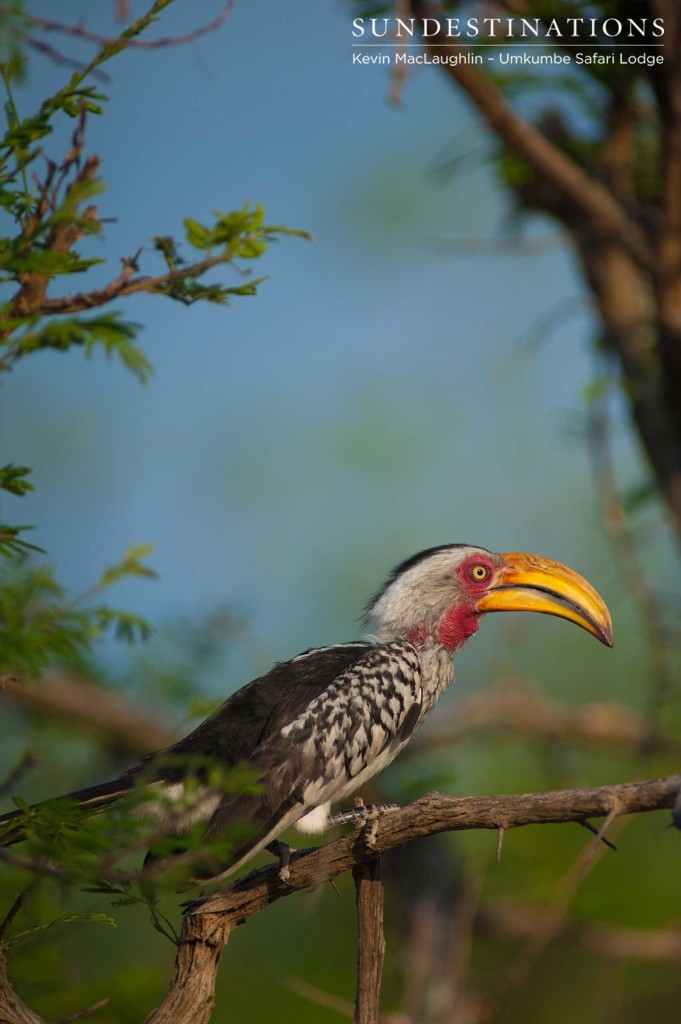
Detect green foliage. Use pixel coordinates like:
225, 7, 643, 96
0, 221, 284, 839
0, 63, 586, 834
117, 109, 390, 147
6, 910, 117, 951
0, 0, 309, 680
5, 313, 152, 382
0, 546, 156, 675
0, 463, 33, 497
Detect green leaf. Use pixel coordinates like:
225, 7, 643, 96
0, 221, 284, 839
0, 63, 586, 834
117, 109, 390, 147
96, 543, 157, 590
0, 464, 33, 496
183, 217, 210, 249
10, 314, 153, 384
7, 911, 116, 949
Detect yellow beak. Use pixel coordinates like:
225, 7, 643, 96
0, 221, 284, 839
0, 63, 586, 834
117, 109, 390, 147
477, 552, 613, 647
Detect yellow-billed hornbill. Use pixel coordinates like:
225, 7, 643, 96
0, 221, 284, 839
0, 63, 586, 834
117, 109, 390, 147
0, 545, 612, 882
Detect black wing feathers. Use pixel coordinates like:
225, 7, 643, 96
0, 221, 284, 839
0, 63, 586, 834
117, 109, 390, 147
164, 643, 372, 777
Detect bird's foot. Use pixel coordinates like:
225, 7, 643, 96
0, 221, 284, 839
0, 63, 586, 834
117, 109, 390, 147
329, 799, 400, 852
327, 801, 400, 829
265, 839, 296, 886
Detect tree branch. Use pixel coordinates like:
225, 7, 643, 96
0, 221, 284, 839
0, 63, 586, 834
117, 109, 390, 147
482, 900, 681, 965
146, 775, 681, 1024
27, 252, 240, 316
0, 673, 176, 758
409, 1, 654, 270
0, 953, 46, 1024
13, 1, 236, 52
353, 857, 385, 1024
409, 678, 681, 757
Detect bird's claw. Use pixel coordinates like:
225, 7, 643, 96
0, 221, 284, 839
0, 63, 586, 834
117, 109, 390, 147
265, 839, 296, 886
327, 801, 399, 828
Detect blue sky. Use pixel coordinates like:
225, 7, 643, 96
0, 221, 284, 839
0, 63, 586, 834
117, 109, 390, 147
1, 1, 646, 698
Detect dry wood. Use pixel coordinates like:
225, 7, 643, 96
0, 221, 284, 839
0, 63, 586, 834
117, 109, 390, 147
142, 776, 680, 1023
0, 954, 45, 1024
353, 857, 385, 1024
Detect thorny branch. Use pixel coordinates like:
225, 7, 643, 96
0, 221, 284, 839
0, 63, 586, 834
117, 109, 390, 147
142, 775, 680, 1024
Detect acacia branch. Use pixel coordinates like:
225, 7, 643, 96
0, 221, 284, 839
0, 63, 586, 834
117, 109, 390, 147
31, 252, 239, 316
146, 775, 681, 1024
409, 1, 654, 270
14, 1, 236, 52
0, 954, 45, 1024
353, 857, 385, 1024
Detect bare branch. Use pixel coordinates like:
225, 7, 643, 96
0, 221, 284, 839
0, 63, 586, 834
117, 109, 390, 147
1, 2, 236, 53
0, 953, 46, 1024
144, 776, 679, 1023
482, 900, 681, 965
587, 395, 676, 743
409, 678, 681, 756
56, 999, 110, 1024
0, 755, 37, 802
408, 1, 654, 270
1, 673, 176, 757
0, 877, 42, 944
286, 977, 355, 1019
143, 911, 234, 1024
353, 857, 385, 1024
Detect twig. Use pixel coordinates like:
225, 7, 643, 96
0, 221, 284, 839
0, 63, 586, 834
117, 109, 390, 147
0, 755, 37, 802
488, 811, 626, 1021
353, 857, 385, 1024
3, 2, 236, 52
408, 1, 654, 271
409, 677, 681, 757
56, 998, 109, 1024
587, 389, 675, 746
481, 901, 681, 965
1, 673, 176, 757
433, 233, 568, 255
0, 876, 42, 944
287, 977, 354, 1019
0, 847, 71, 884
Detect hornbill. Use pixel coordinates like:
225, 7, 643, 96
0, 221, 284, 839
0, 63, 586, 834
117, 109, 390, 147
0, 545, 612, 883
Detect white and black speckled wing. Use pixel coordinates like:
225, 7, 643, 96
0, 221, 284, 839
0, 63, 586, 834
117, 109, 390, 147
201, 640, 423, 882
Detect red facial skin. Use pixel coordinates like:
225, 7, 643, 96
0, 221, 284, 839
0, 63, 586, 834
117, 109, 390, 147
408, 554, 499, 653
438, 554, 499, 650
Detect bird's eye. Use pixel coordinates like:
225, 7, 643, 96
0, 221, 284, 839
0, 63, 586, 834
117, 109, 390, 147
470, 564, 490, 582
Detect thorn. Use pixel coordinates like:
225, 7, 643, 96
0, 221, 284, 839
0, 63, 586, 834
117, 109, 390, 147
670, 785, 681, 830
328, 878, 343, 900
580, 808, 617, 878
579, 819, 618, 851
496, 826, 505, 862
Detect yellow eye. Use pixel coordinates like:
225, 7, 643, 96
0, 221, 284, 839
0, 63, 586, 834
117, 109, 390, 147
470, 564, 489, 582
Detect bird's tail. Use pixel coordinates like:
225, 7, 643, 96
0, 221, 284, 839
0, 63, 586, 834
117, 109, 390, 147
0, 775, 137, 847
190, 792, 309, 886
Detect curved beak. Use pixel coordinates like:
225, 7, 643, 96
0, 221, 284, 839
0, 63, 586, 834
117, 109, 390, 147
477, 552, 613, 647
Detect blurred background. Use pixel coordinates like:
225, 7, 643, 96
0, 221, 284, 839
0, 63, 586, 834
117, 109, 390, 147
0, 1, 680, 1022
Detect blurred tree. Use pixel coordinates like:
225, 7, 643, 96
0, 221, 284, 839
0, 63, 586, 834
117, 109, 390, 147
354, 0, 681, 545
